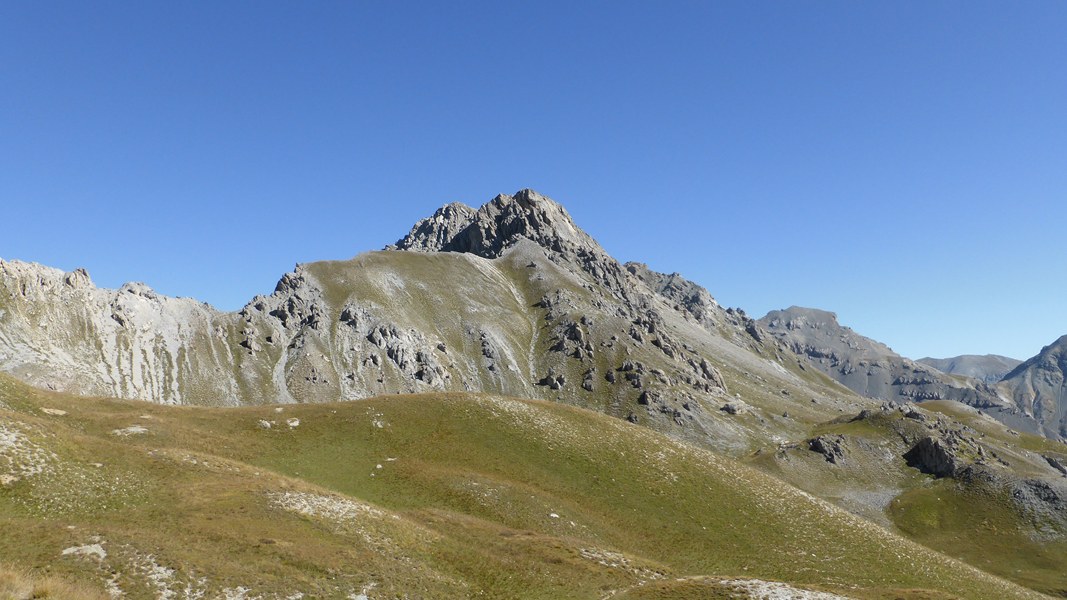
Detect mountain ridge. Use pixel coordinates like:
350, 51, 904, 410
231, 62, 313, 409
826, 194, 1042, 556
1, 190, 840, 455
918, 354, 1023, 384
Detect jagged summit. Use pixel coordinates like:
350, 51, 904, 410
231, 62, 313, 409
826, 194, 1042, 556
392, 189, 607, 259
389, 201, 478, 253
391, 188, 629, 295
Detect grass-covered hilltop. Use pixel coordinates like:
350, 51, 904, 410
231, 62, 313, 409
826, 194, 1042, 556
2, 191, 1066, 598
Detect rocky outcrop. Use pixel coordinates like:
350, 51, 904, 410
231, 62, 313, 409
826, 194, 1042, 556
809, 435, 848, 464
388, 202, 477, 253
903, 437, 963, 478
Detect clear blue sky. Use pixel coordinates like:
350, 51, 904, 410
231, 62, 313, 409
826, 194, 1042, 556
2, 2, 1065, 361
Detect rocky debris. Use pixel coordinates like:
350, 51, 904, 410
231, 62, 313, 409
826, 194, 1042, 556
1010, 478, 1067, 520
637, 391, 687, 426
808, 435, 848, 464
719, 578, 851, 600
1, 422, 57, 483
549, 319, 594, 360
903, 408, 927, 422
851, 409, 873, 422
690, 357, 727, 392
581, 368, 596, 392
1045, 455, 1067, 477
721, 401, 747, 415
262, 271, 326, 331
539, 369, 566, 391
617, 360, 647, 389
904, 436, 963, 478
365, 323, 448, 385
40, 408, 68, 416
111, 425, 148, 437
61, 543, 107, 562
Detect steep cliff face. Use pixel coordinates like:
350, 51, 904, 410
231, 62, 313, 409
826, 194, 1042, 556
1000, 336, 1067, 440
0, 259, 243, 405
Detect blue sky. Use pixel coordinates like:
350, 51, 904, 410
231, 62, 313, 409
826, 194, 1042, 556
2, 2, 1065, 360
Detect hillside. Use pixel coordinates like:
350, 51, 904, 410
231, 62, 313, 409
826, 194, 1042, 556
0, 374, 1049, 599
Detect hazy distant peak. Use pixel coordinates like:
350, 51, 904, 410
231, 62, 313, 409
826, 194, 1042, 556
762, 306, 842, 328
917, 354, 1022, 384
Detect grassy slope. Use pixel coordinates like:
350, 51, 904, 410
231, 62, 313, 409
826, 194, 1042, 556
0, 375, 1049, 600
752, 400, 1067, 597
888, 401, 1067, 597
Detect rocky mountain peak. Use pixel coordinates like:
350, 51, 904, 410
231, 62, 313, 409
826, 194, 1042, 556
390, 189, 635, 297
389, 202, 477, 253
1004, 335, 1067, 380
391, 189, 606, 260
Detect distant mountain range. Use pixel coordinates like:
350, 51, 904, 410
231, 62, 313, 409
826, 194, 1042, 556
918, 354, 1022, 384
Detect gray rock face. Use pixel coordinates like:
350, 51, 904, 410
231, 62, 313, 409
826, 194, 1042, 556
758, 307, 1012, 420
393, 189, 633, 297
999, 335, 1067, 440
903, 437, 962, 478
387, 202, 477, 252
0, 258, 240, 405
918, 354, 1022, 384
809, 435, 848, 464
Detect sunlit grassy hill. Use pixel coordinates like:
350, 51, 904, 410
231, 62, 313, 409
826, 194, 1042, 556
0, 374, 1048, 600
